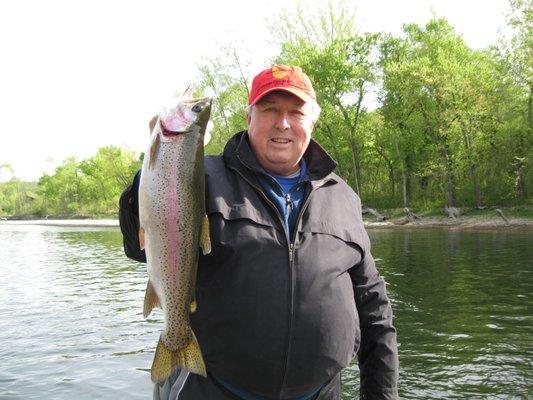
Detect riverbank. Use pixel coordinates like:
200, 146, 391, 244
1, 215, 531, 230
0, 219, 119, 227
363, 206, 533, 231
364, 216, 533, 230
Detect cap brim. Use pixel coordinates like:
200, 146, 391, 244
249, 87, 314, 105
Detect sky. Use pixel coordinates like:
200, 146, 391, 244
0, 0, 511, 182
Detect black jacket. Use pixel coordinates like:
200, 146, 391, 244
119, 132, 398, 399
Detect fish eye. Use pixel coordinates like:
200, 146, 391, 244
192, 102, 205, 113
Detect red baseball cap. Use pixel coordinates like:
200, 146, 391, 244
248, 65, 316, 106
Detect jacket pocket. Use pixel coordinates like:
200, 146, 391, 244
207, 197, 277, 229
199, 197, 282, 288
299, 220, 365, 261
206, 197, 280, 248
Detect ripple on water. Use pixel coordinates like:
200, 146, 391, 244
0, 227, 155, 399
1, 226, 532, 399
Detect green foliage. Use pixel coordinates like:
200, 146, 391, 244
0, 179, 40, 216
0, 146, 141, 218
369, 13, 529, 209
2, 0, 531, 217
270, 0, 381, 195
192, 0, 532, 211
197, 47, 251, 155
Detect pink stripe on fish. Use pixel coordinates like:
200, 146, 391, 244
166, 165, 180, 289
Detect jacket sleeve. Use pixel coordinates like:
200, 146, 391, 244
349, 203, 399, 399
118, 169, 146, 263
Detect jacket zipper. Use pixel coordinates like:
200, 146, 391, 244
229, 164, 296, 396
230, 161, 327, 397
277, 185, 316, 397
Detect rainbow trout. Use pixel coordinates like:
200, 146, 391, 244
138, 86, 212, 383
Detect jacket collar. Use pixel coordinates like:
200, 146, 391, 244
223, 131, 338, 184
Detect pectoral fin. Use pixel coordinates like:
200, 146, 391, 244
139, 227, 146, 250
204, 121, 213, 146
149, 130, 161, 169
190, 300, 197, 313
143, 279, 160, 318
200, 215, 211, 255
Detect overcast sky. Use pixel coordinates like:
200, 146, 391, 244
0, 0, 510, 182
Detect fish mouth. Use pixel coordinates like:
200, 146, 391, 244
161, 129, 184, 138
159, 121, 191, 140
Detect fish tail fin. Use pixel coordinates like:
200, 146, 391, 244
150, 331, 206, 383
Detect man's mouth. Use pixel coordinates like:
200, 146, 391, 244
271, 138, 291, 144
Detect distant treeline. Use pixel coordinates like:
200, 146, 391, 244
0, 147, 141, 217
199, 1, 532, 210
1, 1, 531, 217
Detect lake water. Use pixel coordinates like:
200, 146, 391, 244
0, 224, 531, 399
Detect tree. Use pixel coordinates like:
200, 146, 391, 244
271, 0, 380, 196
498, 0, 533, 199
79, 146, 140, 214
36, 147, 141, 216
380, 19, 509, 207
197, 46, 251, 156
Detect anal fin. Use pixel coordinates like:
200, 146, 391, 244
139, 227, 146, 251
143, 279, 160, 318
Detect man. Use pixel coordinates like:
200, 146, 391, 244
119, 65, 399, 399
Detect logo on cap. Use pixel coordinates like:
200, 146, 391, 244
272, 65, 289, 80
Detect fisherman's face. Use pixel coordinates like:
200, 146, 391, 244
247, 91, 315, 176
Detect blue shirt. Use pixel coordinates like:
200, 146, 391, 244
256, 160, 308, 240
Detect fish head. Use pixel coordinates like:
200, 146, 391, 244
158, 85, 212, 143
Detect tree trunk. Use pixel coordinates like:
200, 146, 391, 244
319, 121, 345, 177
349, 139, 361, 195
333, 84, 364, 195
522, 83, 533, 198
394, 134, 409, 207
495, 208, 510, 225
439, 141, 457, 207
461, 124, 482, 208
515, 83, 533, 200
374, 145, 395, 198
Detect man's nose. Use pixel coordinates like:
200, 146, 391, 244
275, 113, 290, 130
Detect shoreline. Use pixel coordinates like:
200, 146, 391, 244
364, 216, 533, 231
0, 219, 119, 228
1, 217, 532, 231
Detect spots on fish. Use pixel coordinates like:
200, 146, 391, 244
140, 125, 206, 352
139, 96, 211, 380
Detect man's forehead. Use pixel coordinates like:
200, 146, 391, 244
257, 91, 307, 106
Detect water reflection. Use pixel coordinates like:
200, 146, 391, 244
361, 228, 533, 400
0, 225, 158, 400
0, 225, 531, 399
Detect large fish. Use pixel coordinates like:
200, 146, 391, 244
138, 86, 212, 383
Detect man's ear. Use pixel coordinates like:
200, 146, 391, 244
246, 113, 251, 128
